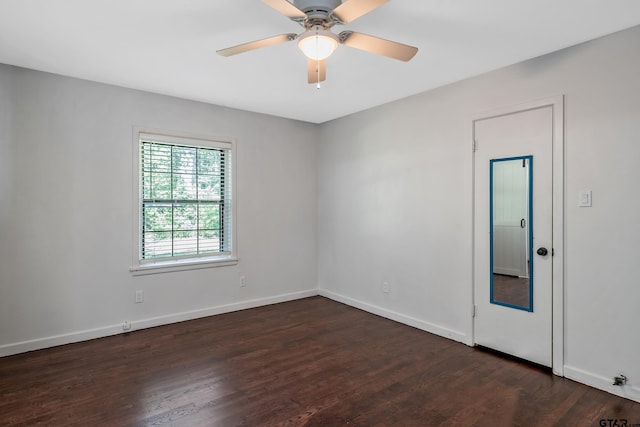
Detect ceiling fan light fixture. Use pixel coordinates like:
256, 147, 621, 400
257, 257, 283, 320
298, 29, 338, 60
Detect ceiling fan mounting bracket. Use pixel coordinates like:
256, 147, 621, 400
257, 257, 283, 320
338, 30, 353, 43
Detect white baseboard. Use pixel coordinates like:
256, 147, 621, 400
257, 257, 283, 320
319, 289, 468, 344
564, 365, 640, 403
0, 289, 318, 358
132, 289, 317, 332
0, 323, 126, 358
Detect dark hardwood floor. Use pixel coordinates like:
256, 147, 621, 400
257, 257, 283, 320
1, 296, 639, 426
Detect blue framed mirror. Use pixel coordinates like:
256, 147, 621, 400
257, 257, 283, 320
490, 155, 533, 312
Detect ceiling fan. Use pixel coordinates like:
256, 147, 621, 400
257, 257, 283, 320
216, 0, 418, 86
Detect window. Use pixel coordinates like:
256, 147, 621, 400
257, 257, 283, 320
131, 130, 236, 275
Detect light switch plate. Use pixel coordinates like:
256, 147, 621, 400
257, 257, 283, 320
579, 190, 592, 207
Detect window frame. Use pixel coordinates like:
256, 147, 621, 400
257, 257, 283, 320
130, 127, 237, 276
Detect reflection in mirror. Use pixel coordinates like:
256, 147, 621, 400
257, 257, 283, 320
490, 156, 533, 311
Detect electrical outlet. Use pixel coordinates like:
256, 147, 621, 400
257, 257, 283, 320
135, 290, 144, 303
122, 321, 131, 331
239, 276, 246, 287
382, 281, 390, 293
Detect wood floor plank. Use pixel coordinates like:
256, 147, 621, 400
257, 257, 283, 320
1, 296, 639, 426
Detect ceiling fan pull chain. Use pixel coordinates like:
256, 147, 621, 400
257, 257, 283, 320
316, 34, 321, 90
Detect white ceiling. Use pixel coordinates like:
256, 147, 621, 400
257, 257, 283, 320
1, 0, 639, 123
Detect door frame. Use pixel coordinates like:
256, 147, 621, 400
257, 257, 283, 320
470, 95, 564, 376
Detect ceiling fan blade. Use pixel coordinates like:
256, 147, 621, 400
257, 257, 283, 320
217, 34, 296, 57
261, 0, 307, 19
332, 0, 389, 23
340, 31, 418, 61
308, 59, 326, 84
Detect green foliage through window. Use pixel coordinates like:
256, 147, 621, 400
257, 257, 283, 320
140, 140, 228, 260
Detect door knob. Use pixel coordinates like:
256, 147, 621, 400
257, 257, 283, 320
537, 247, 548, 256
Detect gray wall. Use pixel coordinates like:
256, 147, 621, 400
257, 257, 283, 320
0, 65, 318, 355
317, 25, 640, 401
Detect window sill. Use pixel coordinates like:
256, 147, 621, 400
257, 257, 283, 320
130, 256, 238, 276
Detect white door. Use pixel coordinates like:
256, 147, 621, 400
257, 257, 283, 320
473, 106, 553, 367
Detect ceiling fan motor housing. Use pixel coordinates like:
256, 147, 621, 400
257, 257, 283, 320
294, 0, 343, 20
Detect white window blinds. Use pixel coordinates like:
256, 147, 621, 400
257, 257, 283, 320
138, 133, 233, 262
